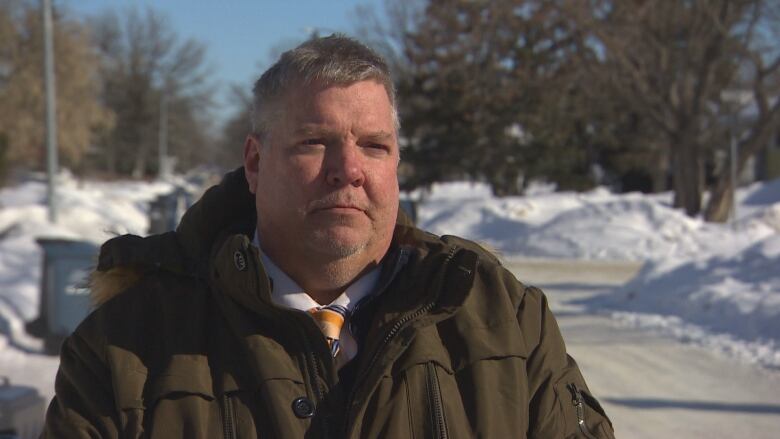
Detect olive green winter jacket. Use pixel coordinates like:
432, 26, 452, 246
42, 168, 614, 438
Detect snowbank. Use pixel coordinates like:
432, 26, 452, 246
419, 182, 777, 261
589, 234, 780, 368
0, 173, 174, 348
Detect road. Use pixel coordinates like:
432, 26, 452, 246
507, 258, 780, 438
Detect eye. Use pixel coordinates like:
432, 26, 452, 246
292, 138, 326, 154
362, 143, 391, 156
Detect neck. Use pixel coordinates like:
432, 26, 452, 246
298, 257, 380, 304
259, 238, 385, 305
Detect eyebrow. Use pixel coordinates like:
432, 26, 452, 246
293, 126, 396, 143
293, 126, 330, 137
362, 131, 395, 143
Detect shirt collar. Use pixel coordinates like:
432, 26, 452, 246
252, 230, 380, 312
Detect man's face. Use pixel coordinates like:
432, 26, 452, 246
244, 80, 399, 265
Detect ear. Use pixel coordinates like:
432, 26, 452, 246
243, 134, 261, 195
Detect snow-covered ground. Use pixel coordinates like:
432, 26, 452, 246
0, 172, 778, 405
0, 173, 176, 350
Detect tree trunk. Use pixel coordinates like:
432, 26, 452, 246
132, 142, 149, 179
703, 177, 733, 223
671, 141, 703, 217
651, 147, 669, 192
704, 99, 780, 221
106, 141, 116, 176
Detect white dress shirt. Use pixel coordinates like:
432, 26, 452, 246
252, 232, 380, 362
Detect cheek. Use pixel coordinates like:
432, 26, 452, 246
257, 157, 323, 208
282, 153, 325, 182
368, 165, 400, 204
260, 152, 316, 182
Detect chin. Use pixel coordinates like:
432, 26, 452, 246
315, 240, 367, 258
308, 229, 370, 258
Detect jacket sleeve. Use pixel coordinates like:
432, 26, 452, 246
517, 284, 615, 438
41, 333, 121, 438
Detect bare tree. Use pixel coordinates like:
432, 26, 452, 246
568, 0, 780, 220
90, 7, 214, 177
704, 1, 780, 221
0, 0, 113, 177
216, 84, 253, 171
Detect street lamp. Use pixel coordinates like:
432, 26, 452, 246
158, 85, 169, 180
42, 0, 58, 223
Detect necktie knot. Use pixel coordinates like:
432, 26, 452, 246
308, 304, 347, 358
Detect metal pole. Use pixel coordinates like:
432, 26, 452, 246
43, 0, 58, 223
730, 132, 738, 227
158, 90, 168, 180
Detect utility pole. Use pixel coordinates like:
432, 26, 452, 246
43, 0, 58, 223
730, 130, 739, 228
158, 88, 168, 180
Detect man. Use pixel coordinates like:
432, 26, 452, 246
43, 35, 614, 438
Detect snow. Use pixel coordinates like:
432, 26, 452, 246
0, 172, 778, 404
419, 182, 777, 261
0, 173, 173, 320
0, 172, 183, 402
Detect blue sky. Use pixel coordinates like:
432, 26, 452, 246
65, 0, 384, 121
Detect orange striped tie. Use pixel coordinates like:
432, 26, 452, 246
308, 304, 347, 358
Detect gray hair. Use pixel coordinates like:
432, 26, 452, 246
251, 34, 398, 138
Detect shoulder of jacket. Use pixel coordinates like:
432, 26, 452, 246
90, 266, 144, 308
90, 231, 190, 308
439, 234, 503, 268
397, 224, 503, 267
72, 270, 213, 393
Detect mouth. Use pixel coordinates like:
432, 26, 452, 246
314, 204, 364, 214
309, 195, 368, 215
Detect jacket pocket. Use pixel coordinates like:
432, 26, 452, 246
393, 320, 531, 438
141, 356, 224, 438
553, 368, 614, 439
401, 355, 530, 439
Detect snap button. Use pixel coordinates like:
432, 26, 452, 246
291, 397, 315, 418
233, 250, 247, 271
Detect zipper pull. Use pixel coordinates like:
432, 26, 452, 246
567, 383, 586, 426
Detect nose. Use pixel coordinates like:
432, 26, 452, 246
325, 143, 365, 187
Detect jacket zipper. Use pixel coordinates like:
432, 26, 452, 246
567, 383, 598, 439
348, 247, 409, 336
221, 393, 237, 439
426, 362, 448, 439
342, 246, 459, 437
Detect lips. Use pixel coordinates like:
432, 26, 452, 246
314, 204, 364, 214
321, 203, 362, 210
308, 195, 368, 213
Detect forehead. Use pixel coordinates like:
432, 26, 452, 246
276, 80, 396, 134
